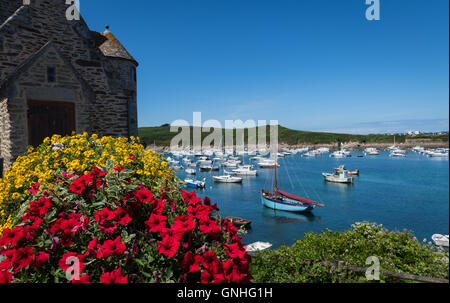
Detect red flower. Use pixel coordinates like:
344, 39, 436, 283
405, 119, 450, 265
28, 197, 52, 217
187, 204, 211, 219
11, 247, 34, 273
97, 236, 126, 258
114, 166, 124, 173
100, 268, 128, 283
173, 215, 196, 232
69, 178, 85, 195
151, 198, 166, 215
182, 251, 203, 274
160, 227, 184, 241
32, 251, 49, 268
223, 243, 246, 260
200, 270, 214, 283
72, 273, 90, 283
0, 271, 12, 283
157, 236, 180, 258
198, 217, 222, 239
181, 191, 202, 205
135, 188, 153, 203
59, 252, 85, 272
95, 208, 118, 234
114, 207, 132, 226
145, 214, 167, 233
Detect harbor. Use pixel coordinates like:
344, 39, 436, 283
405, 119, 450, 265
164, 147, 449, 249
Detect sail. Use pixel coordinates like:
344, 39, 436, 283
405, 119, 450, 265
275, 189, 324, 207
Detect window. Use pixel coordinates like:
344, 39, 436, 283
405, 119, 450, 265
47, 67, 56, 83
131, 67, 136, 82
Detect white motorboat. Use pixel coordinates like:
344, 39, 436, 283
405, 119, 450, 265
185, 178, 206, 189
322, 169, 353, 184
390, 149, 406, 157
246, 242, 273, 253
364, 147, 380, 155
213, 175, 243, 183
185, 168, 196, 175
258, 159, 280, 168
330, 150, 349, 158
222, 160, 239, 168
432, 234, 449, 247
231, 165, 258, 176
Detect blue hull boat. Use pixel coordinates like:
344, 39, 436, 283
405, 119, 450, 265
260, 153, 324, 213
261, 194, 316, 212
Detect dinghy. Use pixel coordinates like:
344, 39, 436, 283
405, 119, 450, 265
432, 234, 449, 247
184, 178, 206, 189
246, 242, 273, 253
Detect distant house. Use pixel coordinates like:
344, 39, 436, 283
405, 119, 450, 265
0, 0, 138, 170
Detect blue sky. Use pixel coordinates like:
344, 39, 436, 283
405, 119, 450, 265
81, 0, 449, 134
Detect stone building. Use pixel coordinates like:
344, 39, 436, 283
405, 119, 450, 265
0, 0, 138, 171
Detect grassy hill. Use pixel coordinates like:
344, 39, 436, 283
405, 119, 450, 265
138, 124, 449, 147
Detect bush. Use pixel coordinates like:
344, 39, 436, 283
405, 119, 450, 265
0, 135, 252, 283
250, 222, 449, 283
0, 133, 172, 232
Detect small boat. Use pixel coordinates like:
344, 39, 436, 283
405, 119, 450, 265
364, 148, 379, 155
231, 165, 258, 176
258, 159, 280, 168
334, 165, 359, 176
171, 165, 183, 171
185, 178, 206, 189
185, 168, 196, 175
261, 153, 324, 212
322, 168, 353, 184
390, 149, 406, 157
432, 234, 449, 247
246, 242, 273, 253
226, 216, 252, 228
213, 175, 243, 183
199, 165, 213, 171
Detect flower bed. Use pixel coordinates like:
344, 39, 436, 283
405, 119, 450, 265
0, 134, 252, 283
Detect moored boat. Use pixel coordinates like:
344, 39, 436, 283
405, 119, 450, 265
213, 175, 243, 183
432, 234, 449, 247
261, 153, 324, 212
322, 168, 353, 184
185, 178, 206, 189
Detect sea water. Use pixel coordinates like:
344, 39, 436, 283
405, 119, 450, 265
174, 151, 449, 248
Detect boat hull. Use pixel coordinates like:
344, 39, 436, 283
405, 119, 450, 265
261, 195, 316, 212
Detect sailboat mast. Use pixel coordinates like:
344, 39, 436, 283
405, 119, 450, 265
274, 152, 278, 193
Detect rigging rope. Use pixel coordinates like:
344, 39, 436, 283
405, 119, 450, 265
290, 156, 325, 205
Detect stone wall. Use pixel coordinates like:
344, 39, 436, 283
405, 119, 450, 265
0, 0, 22, 25
0, 0, 138, 167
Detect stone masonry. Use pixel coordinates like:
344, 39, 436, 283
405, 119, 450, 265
0, 0, 139, 171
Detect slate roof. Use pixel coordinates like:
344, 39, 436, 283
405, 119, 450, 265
97, 26, 138, 66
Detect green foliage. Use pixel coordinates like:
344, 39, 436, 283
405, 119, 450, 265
250, 222, 449, 283
138, 125, 448, 146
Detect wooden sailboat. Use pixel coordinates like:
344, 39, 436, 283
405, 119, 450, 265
261, 153, 324, 212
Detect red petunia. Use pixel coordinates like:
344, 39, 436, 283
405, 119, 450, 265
72, 272, 90, 283
198, 216, 222, 239
135, 188, 153, 203
157, 236, 180, 258
181, 251, 203, 274
114, 207, 132, 226
100, 268, 128, 283
145, 214, 167, 233
32, 251, 50, 268
173, 215, 196, 232
223, 243, 246, 260
59, 252, 85, 272
160, 227, 184, 241
28, 197, 52, 217
0, 271, 12, 283
95, 208, 118, 234
11, 247, 34, 273
69, 178, 85, 195
97, 236, 126, 258
181, 191, 202, 205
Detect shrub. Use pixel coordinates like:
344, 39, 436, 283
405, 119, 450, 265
0, 133, 172, 232
250, 222, 449, 283
0, 164, 252, 283
0, 134, 252, 283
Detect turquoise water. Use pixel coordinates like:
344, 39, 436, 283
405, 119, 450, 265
174, 151, 449, 248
